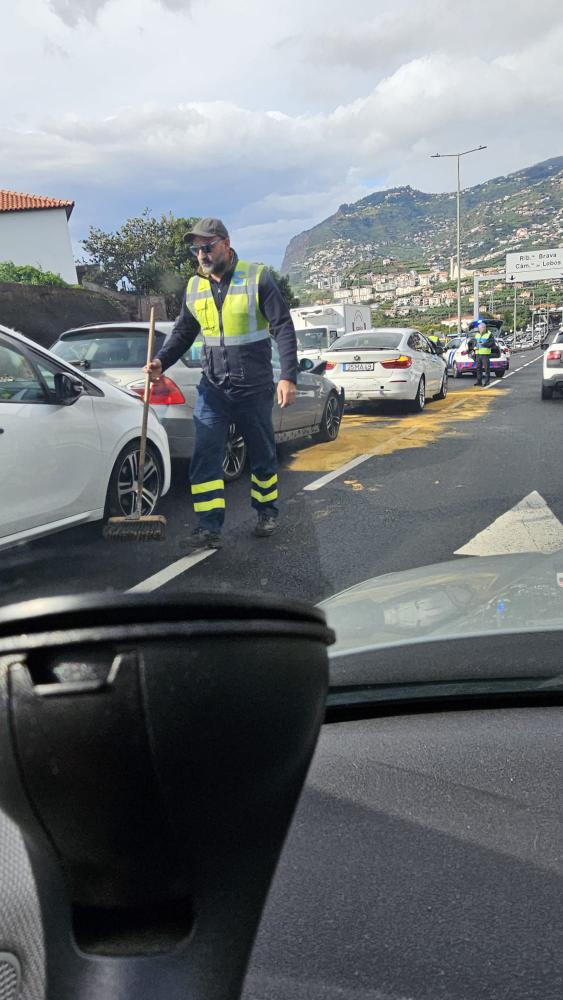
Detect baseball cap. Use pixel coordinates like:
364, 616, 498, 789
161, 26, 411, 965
184, 218, 229, 241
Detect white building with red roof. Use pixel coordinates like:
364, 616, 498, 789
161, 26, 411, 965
0, 190, 77, 284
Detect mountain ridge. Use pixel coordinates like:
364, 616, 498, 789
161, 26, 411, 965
281, 156, 563, 285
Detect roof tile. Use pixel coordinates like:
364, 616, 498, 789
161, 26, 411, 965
0, 190, 74, 218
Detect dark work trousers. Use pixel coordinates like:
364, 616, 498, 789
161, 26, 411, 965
189, 379, 278, 533
475, 354, 491, 386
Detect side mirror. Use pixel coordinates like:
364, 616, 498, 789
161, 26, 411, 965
299, 357, 315, 372
311, 360, 327, 376
54, 371, 83, 405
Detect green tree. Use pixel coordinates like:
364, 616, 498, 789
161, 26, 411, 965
80, 210, 198, 314
268, 269, 299, 308
0, 261, 69, 287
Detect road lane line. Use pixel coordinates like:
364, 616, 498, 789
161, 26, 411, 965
128, 549, 216, 593
304, 397, 469, 490
484, 353, 542, 388
455, 491, 563, 556
303, 452, 375, 490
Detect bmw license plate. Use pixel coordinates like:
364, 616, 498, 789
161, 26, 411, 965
343, 363, 374, 371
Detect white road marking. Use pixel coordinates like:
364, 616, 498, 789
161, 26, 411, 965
483, 352, 542, 387
128, 549, 216, 593
305, 398, 469, 491
455, 491, 563, 556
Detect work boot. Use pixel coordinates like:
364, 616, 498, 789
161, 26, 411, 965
183, 527, 223, 550
254, 515, 278, 538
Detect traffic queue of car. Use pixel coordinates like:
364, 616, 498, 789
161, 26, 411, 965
7, 316, 526, 552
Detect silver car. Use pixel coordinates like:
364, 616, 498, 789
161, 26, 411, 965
50, 322, 343, 478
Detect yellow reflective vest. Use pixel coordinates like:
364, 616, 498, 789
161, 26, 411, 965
186, 261, 269, 347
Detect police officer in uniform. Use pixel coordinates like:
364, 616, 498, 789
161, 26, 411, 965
468, 319, 494, 386
146, 219, 298, 549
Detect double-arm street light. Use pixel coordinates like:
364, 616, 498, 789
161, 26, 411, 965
431, 145, 487, 335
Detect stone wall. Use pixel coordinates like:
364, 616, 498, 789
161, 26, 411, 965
0, 283, 168, 348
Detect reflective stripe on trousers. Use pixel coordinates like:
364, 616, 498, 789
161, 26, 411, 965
189, 380, 278, 532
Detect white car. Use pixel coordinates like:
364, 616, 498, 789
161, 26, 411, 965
321, 328, 447, 410
0, 325, 171, 550
541, 331, 563, 399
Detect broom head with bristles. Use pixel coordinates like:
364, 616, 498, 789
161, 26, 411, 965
103, 514, 167, 541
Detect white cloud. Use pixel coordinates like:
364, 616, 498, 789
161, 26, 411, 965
2, 0, 563, 264
47, 0, 194, 27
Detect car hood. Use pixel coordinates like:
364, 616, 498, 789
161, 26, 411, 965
320, 550, 563, 655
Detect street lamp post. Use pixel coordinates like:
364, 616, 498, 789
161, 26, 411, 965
431, 145, 487, 336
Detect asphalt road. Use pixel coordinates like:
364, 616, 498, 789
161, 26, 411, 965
3, 348, 558, 610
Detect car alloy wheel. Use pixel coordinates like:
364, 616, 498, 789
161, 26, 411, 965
223, 424, 247, 481
435, 371, 448, 400
315, 393, 341, 442
412, 377, 425, 412
107, 442, 163, 517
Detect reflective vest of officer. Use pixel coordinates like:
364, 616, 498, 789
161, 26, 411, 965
473, 330, 492, 355
185, 261, 269, 347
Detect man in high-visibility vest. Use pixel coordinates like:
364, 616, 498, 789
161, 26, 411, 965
468, 319, 494, 387
145, 218, 298, 549
427, 332, 446, 354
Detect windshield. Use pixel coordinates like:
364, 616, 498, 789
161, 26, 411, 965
52, 329, 166, 368
2, 3, 563, 704
331, 332, 403, 350
295, 328, 327, 349
4, 10, 563, 1000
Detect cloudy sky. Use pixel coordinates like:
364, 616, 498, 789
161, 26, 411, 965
3, 0, 563, 266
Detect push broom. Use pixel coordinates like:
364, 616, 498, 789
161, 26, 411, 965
103, 307, 167, 541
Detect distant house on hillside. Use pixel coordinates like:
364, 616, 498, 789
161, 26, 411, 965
0, 189, 77, 284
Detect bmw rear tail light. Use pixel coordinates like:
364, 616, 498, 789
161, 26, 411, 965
380, 355, 413, 369
325, 361, 336, 370
547, 350, 562, 362
129, 376, 185, 404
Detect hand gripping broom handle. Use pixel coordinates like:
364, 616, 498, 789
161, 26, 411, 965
135, 307, 157, 519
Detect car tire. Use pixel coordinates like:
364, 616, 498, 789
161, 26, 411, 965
494, 370, 505, 379
434, 371, 448, 400
541, 384, 553, 400
411, 377, 425, 413
106, 440, 163, 517
452, 367, 462, 379
314, 392, 342, 442
223, 424, 247, 481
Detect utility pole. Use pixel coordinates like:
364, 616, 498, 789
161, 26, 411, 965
431, 145, 487, 336
513, 285, 518, 340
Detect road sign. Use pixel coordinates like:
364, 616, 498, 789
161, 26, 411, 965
506, 248, 563, 283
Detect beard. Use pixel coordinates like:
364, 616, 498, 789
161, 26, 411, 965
200, 248, 231, 277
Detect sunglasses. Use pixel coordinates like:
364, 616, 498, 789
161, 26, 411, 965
189, 238, 224, 257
